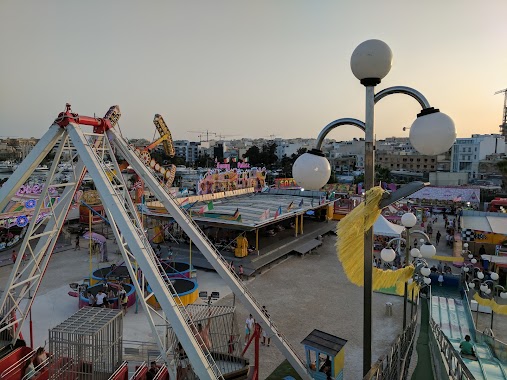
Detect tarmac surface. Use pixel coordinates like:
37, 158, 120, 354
0, 213, 506, 379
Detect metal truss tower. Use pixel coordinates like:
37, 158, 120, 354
495, 88, 507, 136
0, 105, 311, 380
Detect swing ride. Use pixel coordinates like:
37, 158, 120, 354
0, 104, 313, 380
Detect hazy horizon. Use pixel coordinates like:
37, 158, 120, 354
1, 1, 506, 142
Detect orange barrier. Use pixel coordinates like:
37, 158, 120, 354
132, 363, 148, 380
109, 361, 129, 380
0, 347, 33, 378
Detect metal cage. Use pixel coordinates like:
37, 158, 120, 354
166, 304, 248, 378
48, 307, 123, 380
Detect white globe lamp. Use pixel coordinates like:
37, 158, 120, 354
491, 272, 499, 281
420, 243, 436, 259
477, 271, 484, 279
292, 149, 331, 190
410, 248, 420, 258
471, 258, 477, 264
420, 267, 431, 277
463, 243, 469, 248
424, 277, 432, 285
486, 288, 491, 295
468, 254, 473, 259
409, 108, 456, 155
480, 284, 488, 292
401, 213, 417, 228
469, 282, 475, 289
500, 292, 507, 299
463, 266, 470, 272
381, 247, 396, 263
350, 39, 393, 84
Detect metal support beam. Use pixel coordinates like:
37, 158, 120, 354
67, 124, 221, 380
0, 133, 86, 343
108, 129, 311, 380
0, 125, 64, 212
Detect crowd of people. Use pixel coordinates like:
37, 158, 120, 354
86, 284, 129, 314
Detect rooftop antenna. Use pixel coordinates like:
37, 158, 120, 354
494, 87, 507, 136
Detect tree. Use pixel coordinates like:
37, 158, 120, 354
243, 146, 262, 165
261, 142, 278, 168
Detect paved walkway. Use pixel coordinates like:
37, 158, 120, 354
1, 212, 505, 379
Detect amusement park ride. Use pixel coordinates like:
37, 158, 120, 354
0, 105, 312, 379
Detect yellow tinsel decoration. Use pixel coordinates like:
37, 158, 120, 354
473, 293, 507, 315
336, 186, 414, 295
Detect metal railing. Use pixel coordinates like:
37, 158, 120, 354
363, 313, 419, 380
428, 318, 475, 380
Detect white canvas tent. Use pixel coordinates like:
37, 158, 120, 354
373, 215, 405, 237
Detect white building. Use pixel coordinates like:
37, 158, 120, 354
174, 140, 201, 163
450, 134, 505, 179
275, 138, 315, 159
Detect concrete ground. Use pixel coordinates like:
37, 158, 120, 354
0, 212, 506, 380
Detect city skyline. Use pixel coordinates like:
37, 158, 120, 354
1, 1, 506, 142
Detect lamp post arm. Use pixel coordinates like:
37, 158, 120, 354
386, 237, 406, 248
314, 86, 431, 150
410, 229, 431, 242
315, 118, 366, 150
374, 86, 431, 109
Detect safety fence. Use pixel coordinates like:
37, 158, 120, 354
363, 312, 419, 380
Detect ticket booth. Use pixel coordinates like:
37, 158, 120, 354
301, 329, 347, 380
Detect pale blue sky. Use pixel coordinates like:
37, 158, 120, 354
1, 1, 506, 142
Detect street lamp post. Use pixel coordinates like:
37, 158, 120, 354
292, 39, 456, 375
401, 213, 416, 330
380, 213, 436, 330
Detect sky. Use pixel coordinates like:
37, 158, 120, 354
1, 1, 507, 143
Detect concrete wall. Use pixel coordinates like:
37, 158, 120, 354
428, 171, 469, 186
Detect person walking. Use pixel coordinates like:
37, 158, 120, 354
245, 314, 254, 345
11, 250, 17, 264
95, 289, 107, 307
436, 230, 441, 246
261, 306, 271, 346
438, 272, 444, 286
119, 287, 128, 314
74, 235, 80, 251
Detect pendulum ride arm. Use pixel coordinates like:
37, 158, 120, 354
108, 129, 312, 380
65, 124, 222, 380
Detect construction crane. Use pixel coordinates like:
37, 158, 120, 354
494, 87, 507, 136
187, 129, 216, 142
214, 133, 239, 140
